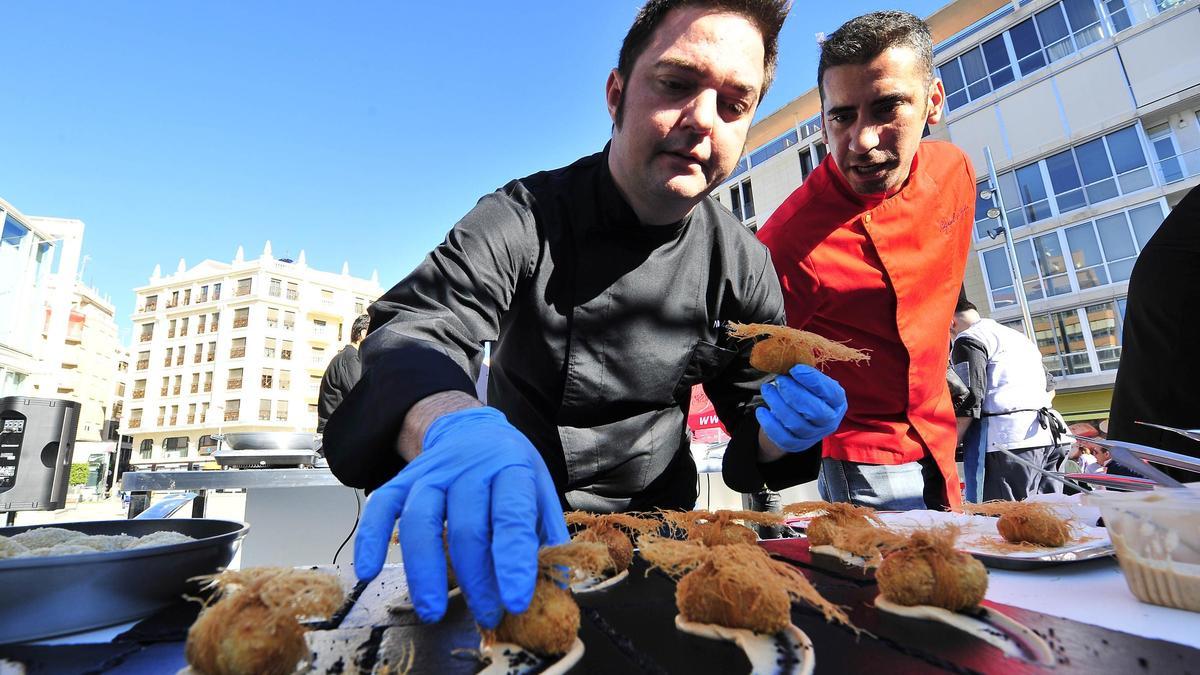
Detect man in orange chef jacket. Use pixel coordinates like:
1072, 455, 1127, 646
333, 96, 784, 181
754, 11, 974, 510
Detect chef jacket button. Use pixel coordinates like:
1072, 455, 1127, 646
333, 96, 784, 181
863, 213, 872, 223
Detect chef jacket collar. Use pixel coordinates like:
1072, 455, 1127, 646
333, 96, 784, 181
596, 142, 693, 242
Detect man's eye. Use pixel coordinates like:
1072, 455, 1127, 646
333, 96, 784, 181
725, 101, 748, 116
660, 78, 688, 91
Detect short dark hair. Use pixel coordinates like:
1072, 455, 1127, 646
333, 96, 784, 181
817, 11, 933, 100
956, 299, 978, 314
615, 0, 791, 125
350, 314, 371, 342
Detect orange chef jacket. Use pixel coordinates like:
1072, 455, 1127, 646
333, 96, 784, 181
757, 140, 975, 509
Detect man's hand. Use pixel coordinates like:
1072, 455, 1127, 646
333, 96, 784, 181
756, 365, 847, 456
354, 407, 569, 629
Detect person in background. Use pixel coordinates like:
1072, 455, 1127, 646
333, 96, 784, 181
316, 314, 370, 434
324, 0, 847, 632
738, 11, 974, 511
952, 299, 1067, 502
1107, 185, 1200, 483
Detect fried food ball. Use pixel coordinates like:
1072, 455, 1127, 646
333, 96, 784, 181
876, 527, 988, 612
676, 558, 792, 634
689, 521, 757, 547
11, 527, 79, 549
574, 526, 632, 573
492, 578, 580, 656
727, 323, 869, 373
963, 501, 1073, 548
185, 593, 308, 675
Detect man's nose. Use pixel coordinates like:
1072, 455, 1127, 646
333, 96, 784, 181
681, 90, 717, 136
848, 122, 880, 155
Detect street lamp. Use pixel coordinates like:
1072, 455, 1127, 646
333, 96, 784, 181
982, 146, 1036, 339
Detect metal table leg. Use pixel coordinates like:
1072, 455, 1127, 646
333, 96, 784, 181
191, 489, 208, 518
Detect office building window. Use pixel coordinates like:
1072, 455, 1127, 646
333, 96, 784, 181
139, 438, 153, 459
227, 368, 243, 390
162, 436, 189, 458
979, 201, 1166, 309
259, 399, 272, 421
730, 179, 755, 225
799, 147, 816, 181
198, 434, 217, 456
233, 307, 249, 329
983, 126, 1152, 236
236, 278, 252, 297
224, 400, 240, 422
269, 278, 281, 297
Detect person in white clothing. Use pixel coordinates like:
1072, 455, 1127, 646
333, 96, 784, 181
951, 300, 1068, 502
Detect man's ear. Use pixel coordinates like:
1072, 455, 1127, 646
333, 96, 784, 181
606, 69, 623, 124
926, 77, 946, 126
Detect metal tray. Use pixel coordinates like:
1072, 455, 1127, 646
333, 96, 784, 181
217, 432, 318, 451
969, 541, 1116, 570
0, 519, 248, 644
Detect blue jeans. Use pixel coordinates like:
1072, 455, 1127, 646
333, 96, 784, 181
817, 456, 937, 510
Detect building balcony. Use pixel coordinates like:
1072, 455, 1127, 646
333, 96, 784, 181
136, 360, 149, 370
196, 325, 206, 335
159, 387, 169, 396
235, 288, 252, 298
206, 354, 215, 363
180, 329, 188, 337
1156, 148, 1200, 186
193, 354, 202, 364
132, 389, 146, 399
203, 384, 212, 393
141, 302, 158, 313
209, 322, 218, 332
227, 379, 243, 390
129, 419, 142, 429
172, 386, 181, 395
169, 416, 178, 425
230, 348, 246, 359
175, 357, 184, 366
139, 334, 153, 343
258, 412, 271, 421
233, 318, 249, 329
224, 411, 239, 422
166, 300, 179, 309
163, 358, 173, 367
190, 384, 199, 394
167, 330, 176, 339
197, 294, 208, 304
187, 415, 196, 424
281, 349, 292, 361
286, 290, 299, 301
156, 417, 165, 426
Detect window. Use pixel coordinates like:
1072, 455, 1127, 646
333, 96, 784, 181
162, 436, 189, 458
286, 282, 298, 301
140, 323, 154, 342
236, 278, 252, 297
193, 343, 202, 364
979, 201, 1166, 309
983, 126, 1152, 236
284, 311, 296, 331
198, 285, 208, 303
183, 288, 192, 305
1086, 300, 1123, 371
259, 399, 272, 421
137, 351, 150, 370
267, 307, 279, 328
168, 291, 180, 309
730, 179, 755, 225
204, 371, 214, 392
210, 312, 220, 331
139, 438, 153, 459
143, 295, 158, 312
321, 289, 334, 304
973, 180, 1001, 239
940, 33, 1014, 111
167, 319, 177, 339
160, 377, 169, 397
228, 368, 243, 390
207, 341, 216, 362
265, 337, 277, 359
312, 346, 326, 367
180, 317, 189, 336
191, 372, 200, 393
233, 307, 249, 329
262, 367, 274, 389
281, 340, 293, 360
132, 379, 146, 399
1103, 0, 1184, 33
224, 399, 240, 422
798, 148, 816, 181
275, 400, 288, 422
230, 338, 246, 359
269, 278, 281, 297
279, 371, 291, 389
1146, 123, 1194, 184
200, 401, 210, 423
173, 374, 182, 394
212, 282, 221, 301
163, 347, 173, 368
198, 434, 218, 456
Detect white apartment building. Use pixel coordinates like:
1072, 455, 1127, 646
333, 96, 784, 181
26, 282, 125, 453
0, 197, 85, 398
118, 243, 383, 465
715, 0, 1200, 428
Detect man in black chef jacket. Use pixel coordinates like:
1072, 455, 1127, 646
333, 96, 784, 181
324, 0, 847, 630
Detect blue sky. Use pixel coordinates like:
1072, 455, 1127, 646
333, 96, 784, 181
2, 1, 944, 339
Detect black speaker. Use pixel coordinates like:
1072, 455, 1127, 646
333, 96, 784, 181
0, 396, 82, 512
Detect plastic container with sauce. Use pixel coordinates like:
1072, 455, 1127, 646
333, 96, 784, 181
1086, 486, 1200, 613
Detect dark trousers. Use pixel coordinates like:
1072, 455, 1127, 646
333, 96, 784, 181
983, 445, 1066, 502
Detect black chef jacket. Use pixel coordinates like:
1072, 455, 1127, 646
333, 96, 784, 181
316, 344, 361, 433
323, 146, 816, 511
1107, 185, 1200, 482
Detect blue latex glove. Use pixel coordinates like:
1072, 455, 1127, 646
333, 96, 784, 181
756, 364, 847, 453
354, 406, 568, 628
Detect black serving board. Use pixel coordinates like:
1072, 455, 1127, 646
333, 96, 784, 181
1, 550, 1196, 674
